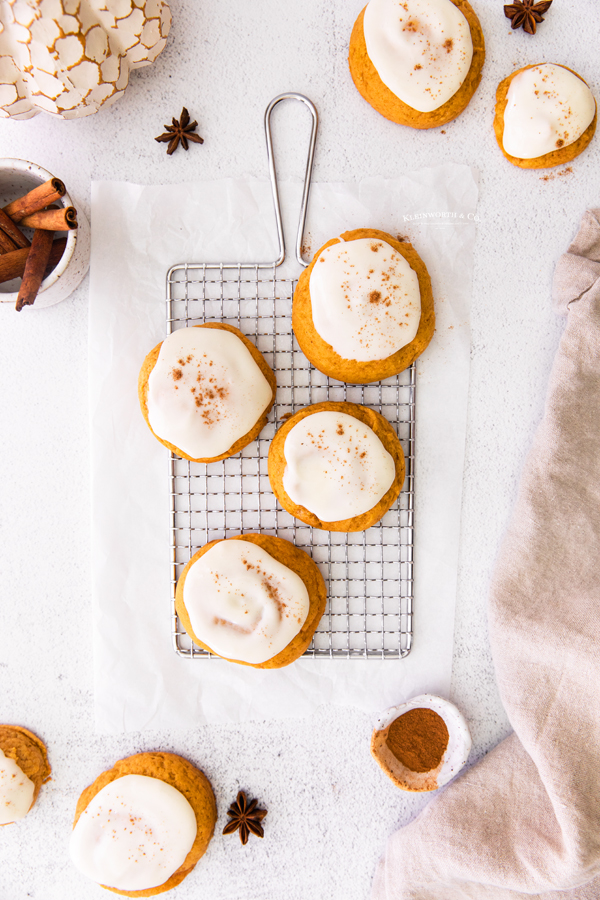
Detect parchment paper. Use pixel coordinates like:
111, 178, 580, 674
89, 165, 478, 733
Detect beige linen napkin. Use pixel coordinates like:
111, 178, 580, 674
372, 209, 600, 900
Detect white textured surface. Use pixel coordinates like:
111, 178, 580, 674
0, 0, 598, 897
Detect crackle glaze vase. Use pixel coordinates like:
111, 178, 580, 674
0, 0, 171, 119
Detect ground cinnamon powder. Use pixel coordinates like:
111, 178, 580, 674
385, 708, 449, 773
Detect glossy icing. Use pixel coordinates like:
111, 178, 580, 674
147, 327, 272, 459
69, 774, 197, 891
502, 64, 595, 159
0, 749, 35, 824
363, 0, 473, 112
309, 237, 421, 362
183, 540, 310, 664
283, 411, 396, 521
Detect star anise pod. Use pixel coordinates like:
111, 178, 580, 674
155, 107, 204, 155
504, 0, 552, 34
223, 790, 267, 845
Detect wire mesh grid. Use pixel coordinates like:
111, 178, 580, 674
167, 263, 415, 659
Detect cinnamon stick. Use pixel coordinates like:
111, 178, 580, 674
19, 206, 77, 231
15, 229, 54, 311
0, 238, 67, 284
4, 178, 66, 222
0, 228, 18, 254
0, 207, 30, 250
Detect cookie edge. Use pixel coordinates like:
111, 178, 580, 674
0, 725, 51, 822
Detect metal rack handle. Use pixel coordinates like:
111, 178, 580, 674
264, 92, 318, 269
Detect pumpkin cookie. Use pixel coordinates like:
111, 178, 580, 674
494, 63, 597, 169
138, 323, 276, 463
268, 401, 405, 532
70, 751, 217, 897
176, 534, 326, 667
293, 229, 434, 383
0, 725, 51, 825
349, 0, 485, 129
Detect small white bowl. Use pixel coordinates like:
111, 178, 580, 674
0, 158, 90, 309
371, 693, 472, 792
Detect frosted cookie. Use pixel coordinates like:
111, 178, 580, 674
176, 534, 326, 668
371, 694, 471, 792
293, 229, 434, 383
70, 751, 217, 897
138, 323, 276, 463
268, 401, 405, 532
494, 64, 597, 169
349, 0, 485, 129
0, 725, 51, 825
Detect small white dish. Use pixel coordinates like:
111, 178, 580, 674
371, 693, 472, 792
0, 158, 90, 309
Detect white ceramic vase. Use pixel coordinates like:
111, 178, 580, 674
0, 0, 171, 120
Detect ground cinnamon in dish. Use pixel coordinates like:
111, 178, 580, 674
386, 708, 449, 773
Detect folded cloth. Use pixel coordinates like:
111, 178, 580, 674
371, 209, 600, 900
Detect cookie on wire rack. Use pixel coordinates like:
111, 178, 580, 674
268, 401, 405, 532
138, 322, 276, 463
176, 534, 327, 668
293, 228, 434, 383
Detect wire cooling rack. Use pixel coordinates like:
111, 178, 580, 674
166, 94, 415, 659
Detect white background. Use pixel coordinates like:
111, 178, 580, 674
1, 1, 599, 898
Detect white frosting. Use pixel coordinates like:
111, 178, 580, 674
0, 749, 35, 824
283, 411, 396, 522
503, 64, 596, 159
147, 327, 273, 459
183, 540, 310, 664
69, 774, 197, 892
309, 237, 421, 362
363, 0, 473, 113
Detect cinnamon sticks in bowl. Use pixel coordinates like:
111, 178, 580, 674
0, 239, 67, 284
15, 230, 56, 312
0, 177, 77, 311
3, 177, 66, 222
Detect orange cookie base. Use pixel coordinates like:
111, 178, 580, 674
73, 751, 217, 898
293, 229, 434, 384
370, 727, 441, 792
176, 534, 327, 668
268, 401, 405, 532
348, 1, 485, 129
0, 725, 51, 822
493, 64, 597, 169
138, 322, 276, 463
